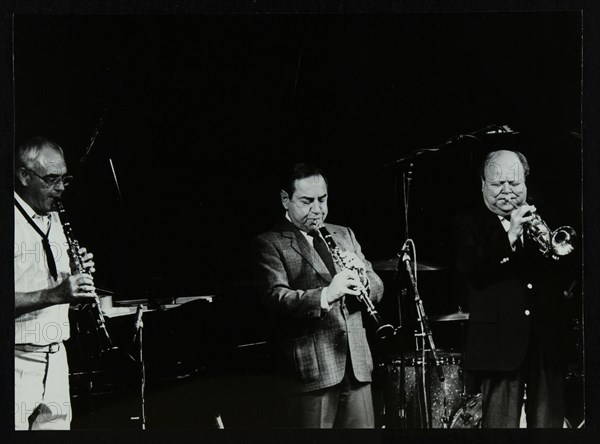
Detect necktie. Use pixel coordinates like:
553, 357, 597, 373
15, 199, 58, 280
308, 230, 337, 276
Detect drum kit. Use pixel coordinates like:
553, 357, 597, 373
373, 257, 481, 429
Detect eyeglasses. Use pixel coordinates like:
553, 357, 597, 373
25, 168, 73, 187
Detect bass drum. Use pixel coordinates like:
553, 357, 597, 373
380, 351, 464, 428
450, 393, 482, 428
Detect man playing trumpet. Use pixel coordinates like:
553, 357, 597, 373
451, 149, 572, 427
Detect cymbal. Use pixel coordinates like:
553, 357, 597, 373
371, 257, 447, 271
429, 311, 470, 322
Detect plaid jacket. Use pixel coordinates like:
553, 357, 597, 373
254, 218, 384, 393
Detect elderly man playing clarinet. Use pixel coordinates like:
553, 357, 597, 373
14, 137, 96, 430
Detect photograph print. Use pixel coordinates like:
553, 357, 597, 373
11, 11, 583, 431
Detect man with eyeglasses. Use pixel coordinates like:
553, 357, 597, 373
14, 136, 96, 430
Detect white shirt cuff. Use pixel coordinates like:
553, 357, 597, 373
320, 287, 330, 311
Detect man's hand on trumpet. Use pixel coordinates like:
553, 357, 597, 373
507, 203, 536, 247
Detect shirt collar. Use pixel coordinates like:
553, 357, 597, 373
285, 212, 303, 231
497, 214, 511, 232
285, 212, 314, 242
14, 191, 41, 218
14, 192, 52, 221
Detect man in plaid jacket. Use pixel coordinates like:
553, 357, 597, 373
254, 162, 384, 428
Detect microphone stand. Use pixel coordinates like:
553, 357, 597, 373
400, 242, 445, 429
389, 165, 412, 428
387, 124, 515, 427
392, 154, 449, 429
131, 305, 146, 430
384, 123, 515, 169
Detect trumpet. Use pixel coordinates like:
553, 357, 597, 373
512, 201, 576, 259
317, 225, 394, 339
55, 200, 115, 355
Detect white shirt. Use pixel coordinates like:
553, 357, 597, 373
14, 192, 71, 345
498, 215, 522, 251
498, 215, 511, 233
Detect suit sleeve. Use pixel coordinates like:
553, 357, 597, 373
345, 227, 384, 304
253, 235, 325, 320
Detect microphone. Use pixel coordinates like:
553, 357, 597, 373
400, 239, 411, 255
129, 304, 144, 348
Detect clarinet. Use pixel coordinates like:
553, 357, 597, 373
318, 226, 394, 339
56, 201, 114, 354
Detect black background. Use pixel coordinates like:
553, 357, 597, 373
14, 13, 582, 299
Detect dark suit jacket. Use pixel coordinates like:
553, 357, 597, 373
253, 218, 384, 393
451, 204, 568, 372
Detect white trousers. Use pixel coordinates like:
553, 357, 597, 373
14, 344, 71, 430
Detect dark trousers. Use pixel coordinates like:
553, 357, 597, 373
479, 345, 565, 428
285, 359, 374, 428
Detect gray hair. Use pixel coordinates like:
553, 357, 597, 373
16, 137, 64, 170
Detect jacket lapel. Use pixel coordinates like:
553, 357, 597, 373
277, 218, 333, 281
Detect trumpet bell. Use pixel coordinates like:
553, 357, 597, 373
552, 226, 577, 257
